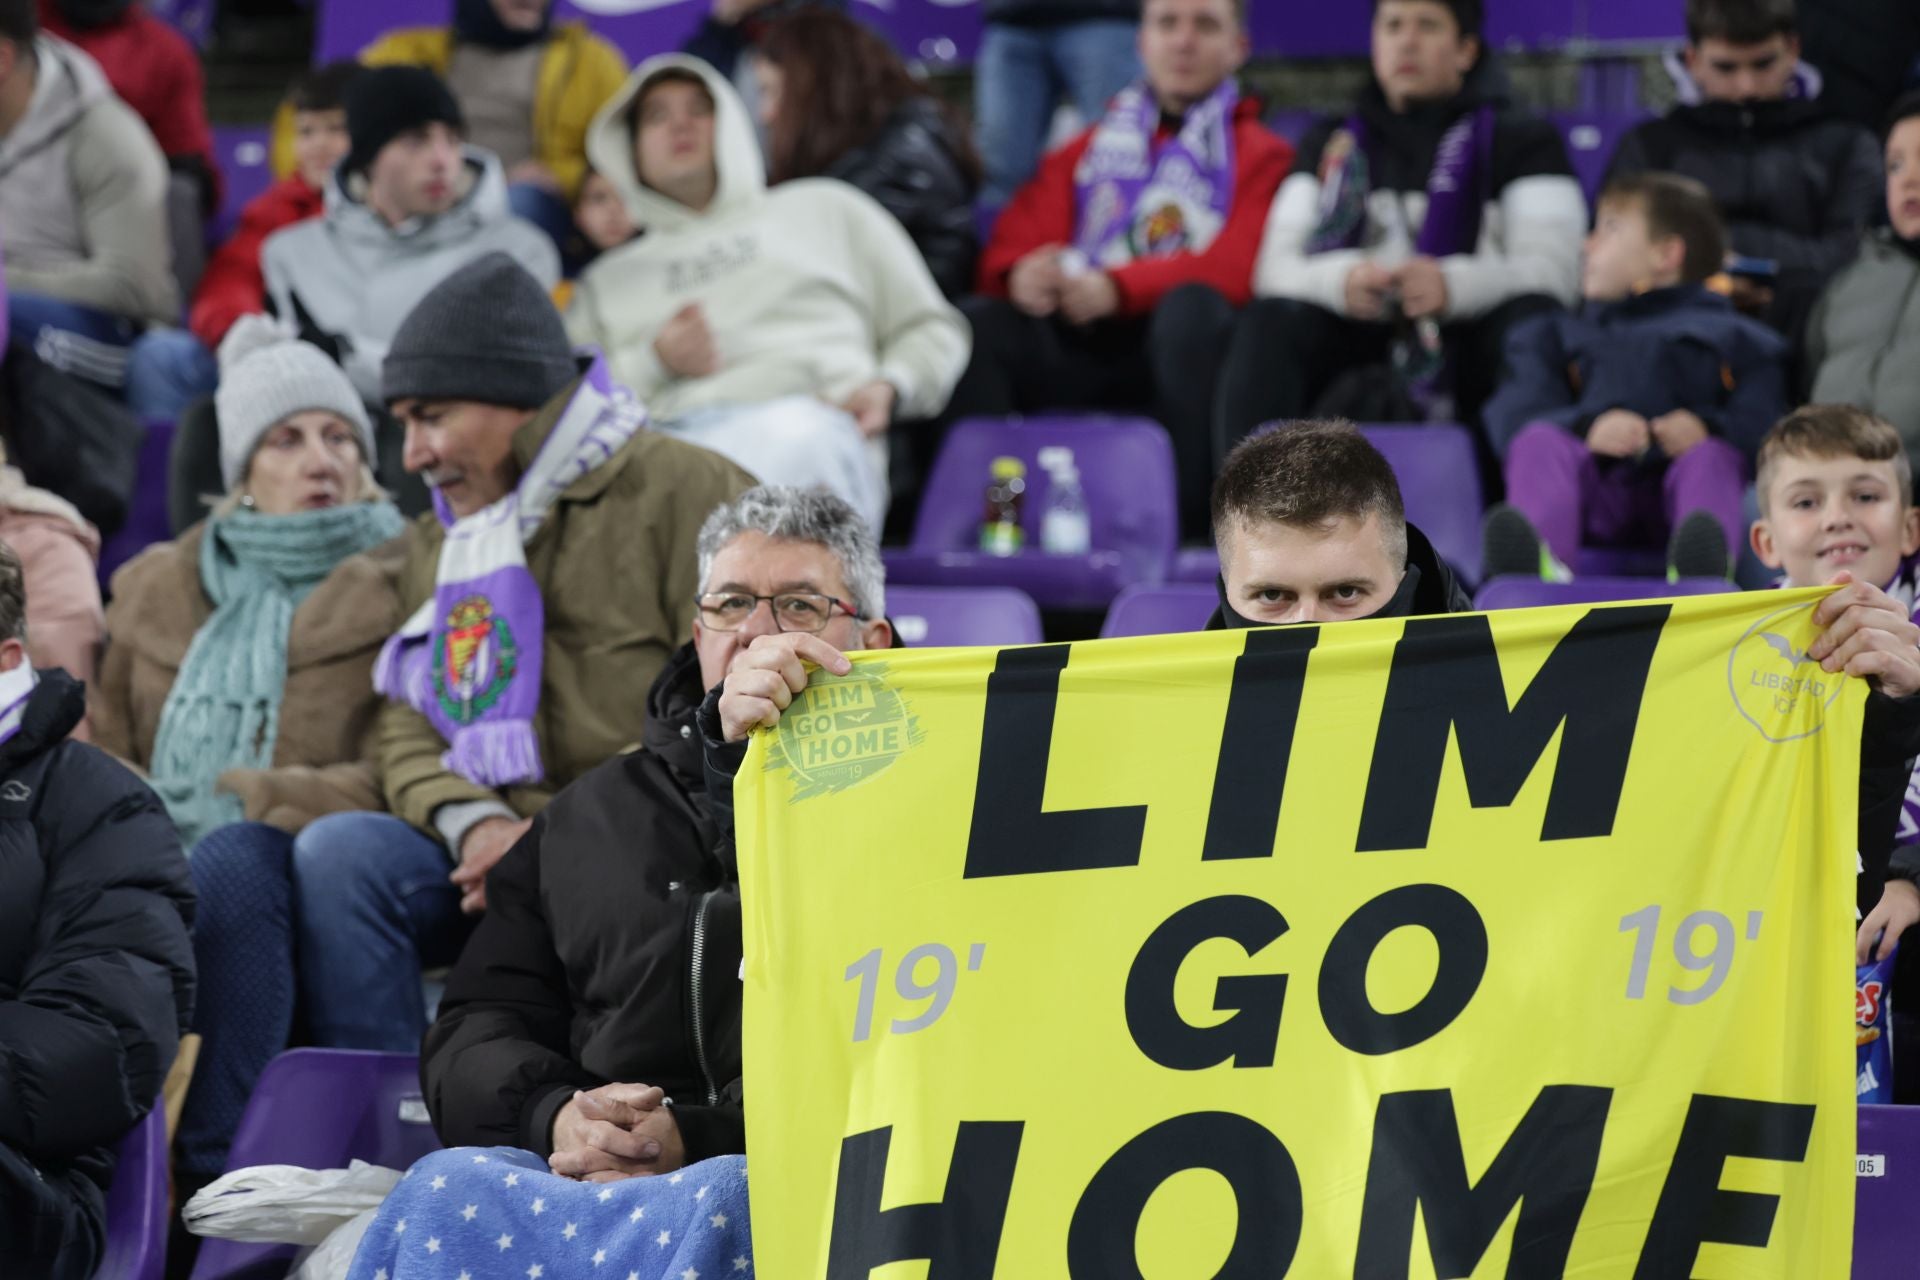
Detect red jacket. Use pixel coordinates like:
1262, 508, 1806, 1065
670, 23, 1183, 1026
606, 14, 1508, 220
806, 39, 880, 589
189, 175, 324, 349
979, 95, 1293, 314
39, 1, 222, 213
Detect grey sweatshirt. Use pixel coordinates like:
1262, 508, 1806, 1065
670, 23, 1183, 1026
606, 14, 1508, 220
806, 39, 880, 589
0, 37, 177, 324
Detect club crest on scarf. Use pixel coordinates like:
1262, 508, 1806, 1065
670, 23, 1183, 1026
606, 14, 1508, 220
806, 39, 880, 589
434, 595, 520, 725
1073, 79, 1238, 268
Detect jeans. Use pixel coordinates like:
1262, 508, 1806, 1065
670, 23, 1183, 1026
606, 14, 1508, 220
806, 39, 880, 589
293, 812, 472, 1053
663, 396, 888, 535
124, 327, 218, 420
177, 822, 297, 1177
974, 19, 1140, 209
7, 292, 137, 389
1503, 421, 1748, 565
508, 181, 588, 277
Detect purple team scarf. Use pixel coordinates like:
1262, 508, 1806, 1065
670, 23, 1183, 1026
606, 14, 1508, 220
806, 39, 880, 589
1072, 78, 1239, 267
373, 357, 646, 788
0, 663, 36, 750
1307, 103, 1498, 257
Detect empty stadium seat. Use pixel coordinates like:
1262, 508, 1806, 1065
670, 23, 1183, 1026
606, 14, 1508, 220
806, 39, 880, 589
1356, 424, 1483, 584
1473, 575, 1733, 610
1101, 582, 1219, 638
1858, 1104, 1920, 1270
1171, 546, 1221, 583
885, 416, 1177, 611
888, 585, 1043, 647
1547, 110, 1651, 204
190, 1049, 440, 1280
96, 1102, 167, 1280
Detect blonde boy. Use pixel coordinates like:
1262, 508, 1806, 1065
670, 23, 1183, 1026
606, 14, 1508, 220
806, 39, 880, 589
1751, 405, 1920, 964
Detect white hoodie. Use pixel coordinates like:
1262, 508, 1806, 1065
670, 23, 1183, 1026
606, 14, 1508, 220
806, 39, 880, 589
565, 55, 970, 421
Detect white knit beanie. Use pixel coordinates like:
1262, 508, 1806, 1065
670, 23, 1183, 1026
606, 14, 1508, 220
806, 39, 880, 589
213, 315, 376, 492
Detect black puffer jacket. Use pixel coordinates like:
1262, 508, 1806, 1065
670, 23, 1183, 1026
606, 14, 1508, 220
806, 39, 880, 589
1605, 99, 1883, 341
0, 670, 194, 1280
826, 97, 980, 299
422, 644, 744, 1163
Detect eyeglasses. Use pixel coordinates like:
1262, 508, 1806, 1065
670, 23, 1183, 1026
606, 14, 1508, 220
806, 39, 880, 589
695, 592, 861, 633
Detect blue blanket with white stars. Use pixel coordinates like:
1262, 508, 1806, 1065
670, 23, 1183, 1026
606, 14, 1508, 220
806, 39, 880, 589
346, 1147, 752, 1280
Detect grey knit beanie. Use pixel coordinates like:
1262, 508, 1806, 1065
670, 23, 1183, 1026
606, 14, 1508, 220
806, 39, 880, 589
381, 253, 580, 409
213, 315, 376, 491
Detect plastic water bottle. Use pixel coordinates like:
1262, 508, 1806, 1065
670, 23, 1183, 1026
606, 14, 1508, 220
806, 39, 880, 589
979, 456, 1027, 557
1038, 447, 1091, 556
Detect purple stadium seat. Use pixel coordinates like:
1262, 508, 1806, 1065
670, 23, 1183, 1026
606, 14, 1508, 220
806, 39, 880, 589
1547, 111, 1651, 204
1100, 582, 1219, 638
1573, 545, 1668, 578
212, 126, 273, 245
888, 585, 1042, 647
1171, 547, 1220, 583
98, 420, 178, 592
190, 1049, 441, 1280
885, 416, 1177, 611
1473, 575, 1732, 610
1857, 1104, 1920, 1271
96, 1102, 167, 1280
1356, 424, 1483, 583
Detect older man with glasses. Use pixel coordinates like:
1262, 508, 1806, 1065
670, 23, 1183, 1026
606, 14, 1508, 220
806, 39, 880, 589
418, 485, 892, 1184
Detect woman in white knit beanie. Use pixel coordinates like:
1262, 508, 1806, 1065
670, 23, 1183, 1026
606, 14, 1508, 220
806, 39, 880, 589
91, 314, 410, 1189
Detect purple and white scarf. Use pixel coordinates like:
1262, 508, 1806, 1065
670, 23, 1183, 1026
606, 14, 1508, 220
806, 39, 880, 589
1307, 103, 1498, 257
373, 357, 646, 787
1072, 78, 1239, 268
0, 663, 36, 750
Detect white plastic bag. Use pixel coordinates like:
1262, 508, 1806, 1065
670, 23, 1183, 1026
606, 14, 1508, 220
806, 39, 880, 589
290, 1206, 382, 1280
181, 1159, 402, 1245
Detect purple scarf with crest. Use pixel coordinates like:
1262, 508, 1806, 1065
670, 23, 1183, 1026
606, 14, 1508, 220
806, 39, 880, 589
1307, 103, 1497, 257
1072, 79, 1239, 267
373, 356, 645, 788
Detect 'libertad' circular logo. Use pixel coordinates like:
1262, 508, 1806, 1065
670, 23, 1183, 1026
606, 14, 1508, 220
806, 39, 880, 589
1726, 603, 1841, 743
766, 662, 921, 802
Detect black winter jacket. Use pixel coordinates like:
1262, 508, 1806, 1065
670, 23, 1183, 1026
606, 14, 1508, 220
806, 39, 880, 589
422, 644, 744, 1164
983, 0, 1136, 26
826, 97, 980, 300
1605, 99, 1883, 341
0, 670, 194, 1280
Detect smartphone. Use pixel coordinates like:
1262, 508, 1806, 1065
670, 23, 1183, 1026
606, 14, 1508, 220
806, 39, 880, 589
1725, 255, 1780, 282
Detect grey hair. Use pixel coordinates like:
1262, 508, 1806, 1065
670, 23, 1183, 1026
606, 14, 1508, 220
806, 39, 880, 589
696, 485, 886, 619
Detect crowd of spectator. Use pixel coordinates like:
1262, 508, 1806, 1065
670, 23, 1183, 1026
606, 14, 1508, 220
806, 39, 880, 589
0, 0, 1918, 1270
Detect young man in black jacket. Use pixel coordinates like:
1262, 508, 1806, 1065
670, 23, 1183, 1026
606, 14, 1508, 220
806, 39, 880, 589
422, 485, 892, 1177
1605, 0, 1882, 343
0, 542, 194, 1280
1208, 419, 1472, 628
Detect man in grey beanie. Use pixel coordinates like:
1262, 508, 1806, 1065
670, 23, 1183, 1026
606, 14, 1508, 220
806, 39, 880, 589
287, 253, 754, 1056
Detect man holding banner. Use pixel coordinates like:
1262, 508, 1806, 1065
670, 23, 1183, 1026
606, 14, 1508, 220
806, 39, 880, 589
722, 422, 1920, 1274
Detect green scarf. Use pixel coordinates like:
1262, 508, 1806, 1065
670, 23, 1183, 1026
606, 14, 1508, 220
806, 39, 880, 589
151, 502, 406, 848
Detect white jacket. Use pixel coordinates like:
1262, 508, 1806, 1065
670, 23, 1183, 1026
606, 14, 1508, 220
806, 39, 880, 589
565, 54, 970, 421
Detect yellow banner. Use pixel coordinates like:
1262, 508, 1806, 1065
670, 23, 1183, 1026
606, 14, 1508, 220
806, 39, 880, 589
736, 589, 1862, 1278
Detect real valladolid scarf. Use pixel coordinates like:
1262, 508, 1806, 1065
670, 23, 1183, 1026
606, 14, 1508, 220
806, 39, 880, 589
1307, 102, 1497, 257
1073, 78, 1239, 267
375, 358, 645, 787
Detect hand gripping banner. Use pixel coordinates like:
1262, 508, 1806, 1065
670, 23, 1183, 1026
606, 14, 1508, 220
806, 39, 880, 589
735, 589, 1861, 1278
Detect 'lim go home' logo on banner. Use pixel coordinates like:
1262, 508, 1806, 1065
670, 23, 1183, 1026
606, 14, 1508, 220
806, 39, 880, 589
767, 662, 922, 801
1727, 603, 1841, 742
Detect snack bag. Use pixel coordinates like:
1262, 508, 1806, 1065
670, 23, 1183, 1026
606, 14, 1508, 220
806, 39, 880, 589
1858, 946, 1897, 1103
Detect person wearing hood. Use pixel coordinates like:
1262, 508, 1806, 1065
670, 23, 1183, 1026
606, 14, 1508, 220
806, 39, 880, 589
566, 55, 968, 534
752, 8, 980, 299
36, 0, 220, 216
1807, 92, 1920, 466
1221, 0, 1584, 451
260, 65, 560, 405
0, 0, 176, 392
0, 538, 195, 1280
1605, 0, 1882, 345
954, 0, 1290, 541
1208, 419, 1471, 631
287, 254, 751, 1061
